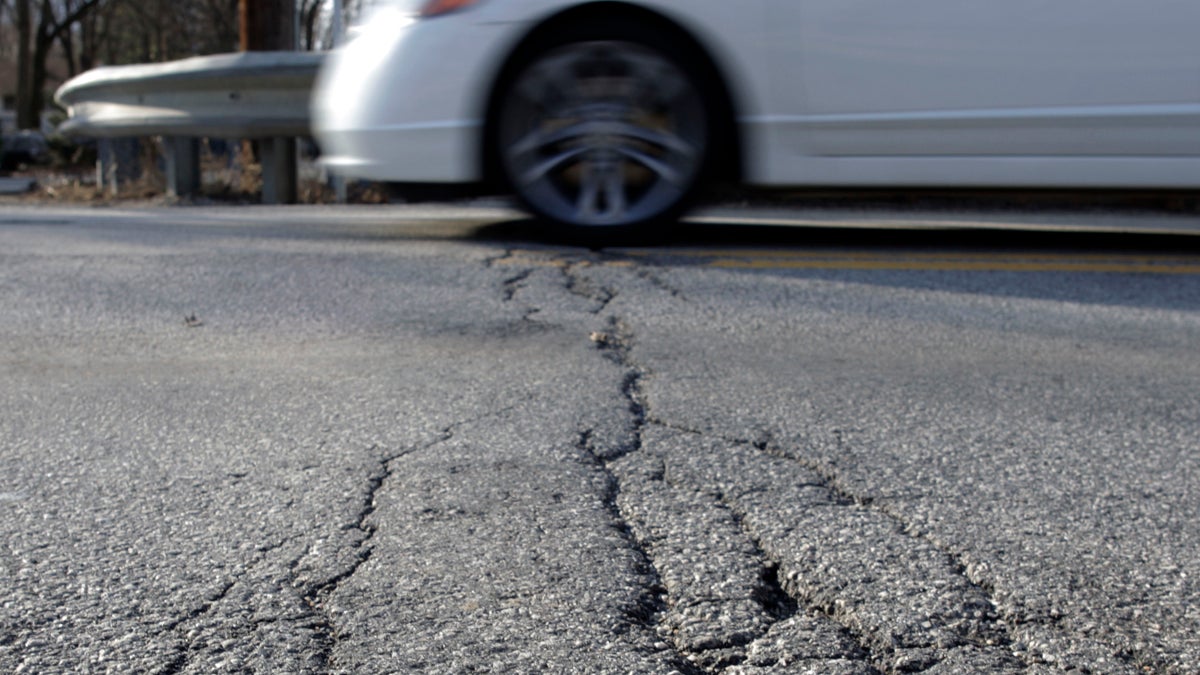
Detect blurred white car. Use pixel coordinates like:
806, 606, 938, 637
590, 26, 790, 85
313, 0, 1200, 239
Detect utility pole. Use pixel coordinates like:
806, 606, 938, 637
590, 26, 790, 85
238, 0, 299, 204
239, 0, 296, 51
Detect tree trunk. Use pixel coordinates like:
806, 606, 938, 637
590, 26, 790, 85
79, 8, 96, 72
30, 24, 50, 124
15, 0, 35, 128
15, 0, 102, 128
302, 0, 320, 51
27, 0, 55, 126
59, 26, 78, 78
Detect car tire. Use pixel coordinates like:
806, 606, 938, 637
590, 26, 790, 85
494, 20, 716, 245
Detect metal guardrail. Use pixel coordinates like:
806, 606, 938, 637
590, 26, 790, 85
55, 52, 323, 203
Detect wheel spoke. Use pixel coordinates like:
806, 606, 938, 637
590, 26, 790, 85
613, 146, 684, 186
574, 162, 603, 219
574, 162, 628, 222
602, 167, 628, 217
511, 121, 695, 162
500, 39, 707, 229
519, 146, 589, 186
614, 123, 697, 158
509, 122, 590, 159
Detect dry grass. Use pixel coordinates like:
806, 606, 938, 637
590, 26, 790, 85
1, 138, 390, 206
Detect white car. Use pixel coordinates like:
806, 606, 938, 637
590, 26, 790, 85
313, 0, 1200, 239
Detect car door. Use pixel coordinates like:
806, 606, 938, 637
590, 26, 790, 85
767, 0, 1200, 158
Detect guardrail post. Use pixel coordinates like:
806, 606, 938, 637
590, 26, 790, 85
56, 52, 325, 203
260, 136, 297, 204
96, 138, 141, 196
163, 137, 201, 198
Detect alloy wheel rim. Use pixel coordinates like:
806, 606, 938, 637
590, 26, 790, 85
499, 41, 707, 228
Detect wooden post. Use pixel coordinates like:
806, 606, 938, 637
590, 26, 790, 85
239, 0, 299, 203
239, 0, 296, 52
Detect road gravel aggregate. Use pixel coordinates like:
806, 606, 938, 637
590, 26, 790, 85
2, 205, 1198, 673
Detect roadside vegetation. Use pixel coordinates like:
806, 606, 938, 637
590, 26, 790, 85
0, 1, 388, 203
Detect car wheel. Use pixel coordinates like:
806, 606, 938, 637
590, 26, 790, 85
495, 26, 713, 243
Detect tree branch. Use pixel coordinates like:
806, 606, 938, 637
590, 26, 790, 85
43, 0, 104, 42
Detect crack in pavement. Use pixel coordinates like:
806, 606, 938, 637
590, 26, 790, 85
160, 581, 238, 638
754, 431, 1163, 673
812, 437, 1166, 674
516, 253, 1047, 673
501, 268, 534, 302
585, 323, 882, 673
635, 268, 690, 302
138, 411, 528, 675
151, 530, 331, 674
578, 314, 704, 674
579, 304, 854, 673
605, 418, 883, 674
289, 405, 528, 670
563, 262, 618, 315
621, 457, 851, 672
760, 435, 1012, 610
488, 251, 544, 325
567, 261, 869, 673
558, 245, 1024, 671
556, 259, 1029, 673
646, 421, 1026, 673
292, 443, 409, 671
577, 430, 701, 675
155, 580, 238, 675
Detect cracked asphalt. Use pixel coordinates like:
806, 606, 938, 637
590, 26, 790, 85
2, 204, 1199, 674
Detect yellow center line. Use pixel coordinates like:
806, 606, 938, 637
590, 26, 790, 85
707, 258, 1200, 274
623, 248, 1200, 263
683, 214, 1193, 233
493, 248, 1200, 274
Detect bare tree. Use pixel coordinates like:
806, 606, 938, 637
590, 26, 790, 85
14, 0, 103, 128
5, 0, 319, 127
299, 0, 322, 50
94, 0, 237, 65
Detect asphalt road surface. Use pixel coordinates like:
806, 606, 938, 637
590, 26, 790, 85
2, 203, 1199, 674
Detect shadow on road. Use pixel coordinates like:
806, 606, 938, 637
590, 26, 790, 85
471, 188, 1200, 253
470, 218, 1200, 311
472, 217, 1200, 253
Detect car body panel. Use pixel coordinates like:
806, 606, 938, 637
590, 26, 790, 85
769, 0, 1200, 163
313, 5, 511, 180
313, 0, 1200, 189
314, 0, 772, 183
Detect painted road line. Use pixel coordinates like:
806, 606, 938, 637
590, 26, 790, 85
685, 213, 1200, 236
622, 249, 1200, 263
615, 247, 1200, 274
702, 256, 1200, 274
490, 248, 1200, 274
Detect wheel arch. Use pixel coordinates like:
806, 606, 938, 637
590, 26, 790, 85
478, 1, 744, 192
